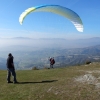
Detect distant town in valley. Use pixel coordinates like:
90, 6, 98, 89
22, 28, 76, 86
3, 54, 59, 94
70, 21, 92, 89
0, 37, 100, 70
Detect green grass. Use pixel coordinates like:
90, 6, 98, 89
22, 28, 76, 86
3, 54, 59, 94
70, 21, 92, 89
0, 62, 100, 100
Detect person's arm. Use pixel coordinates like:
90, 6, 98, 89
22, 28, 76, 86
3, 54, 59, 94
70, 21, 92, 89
11, 58, 14, 68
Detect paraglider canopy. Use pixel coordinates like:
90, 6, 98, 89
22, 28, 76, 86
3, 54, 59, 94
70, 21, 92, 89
19, 5, 83, 32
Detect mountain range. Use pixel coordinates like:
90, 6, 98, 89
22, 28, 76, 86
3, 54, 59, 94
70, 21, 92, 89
0, 41, 100, 70
1, 37, 100, 50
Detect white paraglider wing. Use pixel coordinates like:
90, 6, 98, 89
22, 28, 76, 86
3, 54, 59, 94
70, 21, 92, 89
19, 5, 83, 32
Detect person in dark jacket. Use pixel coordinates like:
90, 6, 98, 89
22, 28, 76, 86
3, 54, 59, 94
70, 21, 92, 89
7, 53, 18, 83
49, 57, 55, 68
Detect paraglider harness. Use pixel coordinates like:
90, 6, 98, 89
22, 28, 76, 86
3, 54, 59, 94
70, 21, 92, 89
50, 58, 55, 65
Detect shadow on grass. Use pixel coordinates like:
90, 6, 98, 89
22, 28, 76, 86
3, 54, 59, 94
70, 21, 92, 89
17, 80, 58, 84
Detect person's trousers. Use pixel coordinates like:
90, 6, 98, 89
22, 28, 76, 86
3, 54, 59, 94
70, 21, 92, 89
7, 68, 17, 82
50, 64, 53, 68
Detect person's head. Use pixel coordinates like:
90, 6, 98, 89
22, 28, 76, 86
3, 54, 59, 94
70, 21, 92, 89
8, 53, 12, 57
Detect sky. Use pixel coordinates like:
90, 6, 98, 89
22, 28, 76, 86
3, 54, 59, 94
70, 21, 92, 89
0, 0, 100, 39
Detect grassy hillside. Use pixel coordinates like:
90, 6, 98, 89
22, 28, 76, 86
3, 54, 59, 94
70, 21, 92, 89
0, 63, 100, 100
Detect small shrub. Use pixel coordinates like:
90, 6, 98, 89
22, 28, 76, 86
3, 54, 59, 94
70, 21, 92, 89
32, 67, 39, 70
85, 61, 91, 64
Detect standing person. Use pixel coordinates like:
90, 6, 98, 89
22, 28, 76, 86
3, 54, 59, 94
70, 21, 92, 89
49, 57, 55, 68
6, 53, 18, 84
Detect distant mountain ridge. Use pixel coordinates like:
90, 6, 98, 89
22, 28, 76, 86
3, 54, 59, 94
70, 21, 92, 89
1, 37, 100, 40
11, 37, 32, 39
1, 37, 100, 49
0, 44, 100, 70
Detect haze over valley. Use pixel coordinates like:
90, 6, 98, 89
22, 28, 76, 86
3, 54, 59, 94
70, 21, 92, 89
0, 37, 100, 70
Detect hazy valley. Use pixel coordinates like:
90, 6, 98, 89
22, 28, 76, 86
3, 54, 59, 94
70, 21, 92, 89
0, 37, 100, 70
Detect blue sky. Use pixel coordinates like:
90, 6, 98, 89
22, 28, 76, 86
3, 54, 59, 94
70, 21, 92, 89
0, 0, 100, 39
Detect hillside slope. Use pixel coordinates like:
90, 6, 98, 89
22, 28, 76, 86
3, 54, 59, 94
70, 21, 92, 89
0, 62, 100, 100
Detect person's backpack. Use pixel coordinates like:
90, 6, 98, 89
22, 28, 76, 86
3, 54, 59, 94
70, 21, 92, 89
52, 59, 55, 64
